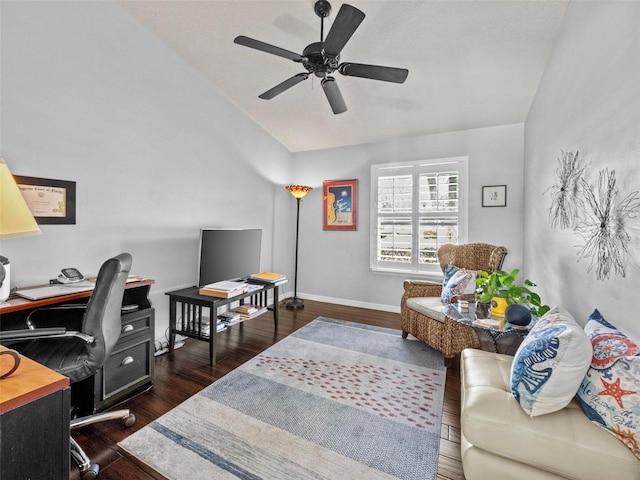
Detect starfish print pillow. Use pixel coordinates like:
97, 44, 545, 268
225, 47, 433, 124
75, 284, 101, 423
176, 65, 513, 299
577, 309, 640, 459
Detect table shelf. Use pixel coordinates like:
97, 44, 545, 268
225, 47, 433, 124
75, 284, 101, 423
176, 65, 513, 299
166, 283, 284, 365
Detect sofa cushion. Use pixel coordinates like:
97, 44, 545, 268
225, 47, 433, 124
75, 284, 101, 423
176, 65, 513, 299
577, 309, 640, 460
510, 307, 592, 417
441, 267, 477, 304
461, 349, 640, 480
405, 296, 446, 322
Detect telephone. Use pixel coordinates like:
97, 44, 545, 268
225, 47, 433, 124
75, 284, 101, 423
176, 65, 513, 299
58, 267, 85, 284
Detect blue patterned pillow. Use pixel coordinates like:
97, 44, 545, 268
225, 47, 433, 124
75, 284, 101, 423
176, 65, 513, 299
510, 307, 592, 416
577, 310, 640, 459
441, 267, 476, 304
442, 264, 459, 287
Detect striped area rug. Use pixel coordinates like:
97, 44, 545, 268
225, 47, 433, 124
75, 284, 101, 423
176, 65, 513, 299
119, 317, 446, 480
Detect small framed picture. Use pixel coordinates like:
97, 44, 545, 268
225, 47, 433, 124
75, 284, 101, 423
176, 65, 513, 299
323, 179, 357, 230
482, 185, 507, 207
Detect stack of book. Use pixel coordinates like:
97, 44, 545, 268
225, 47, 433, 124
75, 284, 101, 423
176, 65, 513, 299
247, 271, 288, 285
218, 310, 241, 322
473, 317, 503, 330
199, 280, 250, 298
214, 318, 228, 332
235, 304, 267, 319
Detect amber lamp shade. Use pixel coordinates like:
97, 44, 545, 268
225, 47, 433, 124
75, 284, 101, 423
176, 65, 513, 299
286, 185, 312, 199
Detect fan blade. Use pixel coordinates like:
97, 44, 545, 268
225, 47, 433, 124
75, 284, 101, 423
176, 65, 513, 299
323, 4, 365, 58
321, 76, 347, 114
234, 35, 302, 62
338, 63, 409, 83
259, 73, 309, 100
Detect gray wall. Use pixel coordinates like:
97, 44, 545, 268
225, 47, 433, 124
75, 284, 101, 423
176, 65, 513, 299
3, 1, 638, 340
524, 1, 640, 335
0, 1, 294, 342
291, 123, 526, 311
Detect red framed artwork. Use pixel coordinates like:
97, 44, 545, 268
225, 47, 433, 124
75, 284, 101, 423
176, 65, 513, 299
323, 179, 357, 230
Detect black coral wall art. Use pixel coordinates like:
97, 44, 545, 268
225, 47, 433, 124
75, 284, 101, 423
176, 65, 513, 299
575, 169, 640, 280
546, 150, 585, 229
546, 150, 640, 281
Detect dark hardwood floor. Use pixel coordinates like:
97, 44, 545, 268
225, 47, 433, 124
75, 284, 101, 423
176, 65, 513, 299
70, 299, 465, 480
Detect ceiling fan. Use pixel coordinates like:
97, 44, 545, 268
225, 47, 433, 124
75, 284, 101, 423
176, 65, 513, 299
234, 0, 409, 115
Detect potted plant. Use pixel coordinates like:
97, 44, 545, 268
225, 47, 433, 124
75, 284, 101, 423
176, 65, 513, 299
474, 269, 550, 319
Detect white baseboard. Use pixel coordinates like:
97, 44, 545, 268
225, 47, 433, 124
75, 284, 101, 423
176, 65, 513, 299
282, 290, 400, 314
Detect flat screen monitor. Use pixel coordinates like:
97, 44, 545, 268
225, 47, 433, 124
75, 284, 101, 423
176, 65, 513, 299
198, 228, 262, 286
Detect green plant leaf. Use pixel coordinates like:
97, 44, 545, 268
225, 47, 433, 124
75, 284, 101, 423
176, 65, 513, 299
472, 268, 549, 316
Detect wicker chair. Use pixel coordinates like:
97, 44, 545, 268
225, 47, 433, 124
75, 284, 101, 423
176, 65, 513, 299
401, 243, 508, 362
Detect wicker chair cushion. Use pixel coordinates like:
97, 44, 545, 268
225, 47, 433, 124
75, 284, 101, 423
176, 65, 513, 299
406, 297, 446, 322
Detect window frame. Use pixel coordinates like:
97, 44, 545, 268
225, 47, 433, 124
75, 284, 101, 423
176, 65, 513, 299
370, 156, 469, 277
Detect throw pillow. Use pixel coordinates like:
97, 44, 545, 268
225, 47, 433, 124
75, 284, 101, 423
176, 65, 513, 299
441, 267, 476, 304
510, 306, 592, 417
577, 309, 640, 459
442, 263, 459, 287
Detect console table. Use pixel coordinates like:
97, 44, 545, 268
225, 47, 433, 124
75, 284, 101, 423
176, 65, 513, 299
0, 279, 155, 413
1, 345, 70, 479
166, 282, 283, 365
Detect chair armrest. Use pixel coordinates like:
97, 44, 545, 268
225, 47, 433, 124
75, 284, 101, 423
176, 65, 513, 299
26, 304, 87, 329
403, 280, 442, 297
0, 328, 94, 344
401, 280, 443, 307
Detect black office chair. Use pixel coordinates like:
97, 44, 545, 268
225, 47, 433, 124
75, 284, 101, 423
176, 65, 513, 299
0, 253, 136, 480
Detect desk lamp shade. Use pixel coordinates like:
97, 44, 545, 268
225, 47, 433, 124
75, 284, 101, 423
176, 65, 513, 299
286, 185, 312, 310
0, 158, 42, 301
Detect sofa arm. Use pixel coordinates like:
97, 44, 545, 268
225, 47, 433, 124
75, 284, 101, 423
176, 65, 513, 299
401, 280, 442, 307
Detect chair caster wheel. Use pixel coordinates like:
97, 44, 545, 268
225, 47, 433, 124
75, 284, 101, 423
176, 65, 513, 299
123, 412, 136, 427
80, 463, 99, 480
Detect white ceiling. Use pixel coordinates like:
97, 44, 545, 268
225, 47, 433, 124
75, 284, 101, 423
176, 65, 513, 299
118, 0, 568, 153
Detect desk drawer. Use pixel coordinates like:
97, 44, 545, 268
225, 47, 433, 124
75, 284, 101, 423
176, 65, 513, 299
119, 308, 153, 341
103, 336, 152, 400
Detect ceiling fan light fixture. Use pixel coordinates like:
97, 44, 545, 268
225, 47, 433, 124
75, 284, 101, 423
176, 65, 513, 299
234, 1, 408, 115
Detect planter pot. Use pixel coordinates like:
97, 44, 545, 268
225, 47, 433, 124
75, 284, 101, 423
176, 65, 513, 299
490, 296, 508, 318
475, 301, 491, 319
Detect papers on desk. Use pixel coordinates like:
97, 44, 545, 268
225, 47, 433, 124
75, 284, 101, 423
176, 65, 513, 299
13, 275, 149, 302
15, 283, 95, 301
198, 281, 263, 299
203, 280, 247, 292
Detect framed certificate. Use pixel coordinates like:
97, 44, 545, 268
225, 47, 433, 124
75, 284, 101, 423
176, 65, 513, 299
14, 176, 76, 224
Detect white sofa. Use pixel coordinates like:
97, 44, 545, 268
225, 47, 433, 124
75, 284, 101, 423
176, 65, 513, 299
460, 348, 640, 480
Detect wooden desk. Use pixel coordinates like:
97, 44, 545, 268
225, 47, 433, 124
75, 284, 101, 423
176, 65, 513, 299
0, 279, 156, 413
0, 278, 155, 315
0, 345, 70, 479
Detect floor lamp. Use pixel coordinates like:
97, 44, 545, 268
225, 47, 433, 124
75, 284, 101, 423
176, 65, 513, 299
0, 158, 42, 304
285, 185, 312, 310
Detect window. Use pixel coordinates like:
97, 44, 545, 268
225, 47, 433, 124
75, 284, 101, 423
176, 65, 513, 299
370, 157, 468, 276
